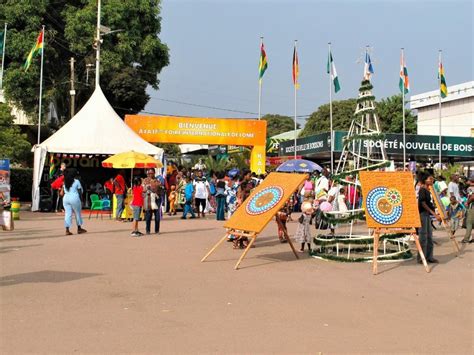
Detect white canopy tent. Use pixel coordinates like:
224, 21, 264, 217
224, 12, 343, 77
31, 86, 163, 211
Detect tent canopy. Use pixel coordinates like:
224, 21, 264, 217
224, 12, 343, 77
36, 86, 162, 156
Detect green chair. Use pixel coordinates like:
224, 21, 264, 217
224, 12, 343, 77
89, 194, 104, 219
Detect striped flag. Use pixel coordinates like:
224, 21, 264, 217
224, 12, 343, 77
364, 52, 374, 80
327, 50, 340, 93
49, 154, 56, 178
24, 29, 44, 71
438, 61, 448, 98
258, 42, 268, 82
292, 44, 299, 88
0, 30, 4, 55
399, 51, 410, 94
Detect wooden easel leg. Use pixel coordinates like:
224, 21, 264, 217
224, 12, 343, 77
413, 234, 430, 273
234, 235, 257, 270
201, 233, 230, 263
444, 221, 460, 255
281, 223, 299, 259
372, 230, 380, 275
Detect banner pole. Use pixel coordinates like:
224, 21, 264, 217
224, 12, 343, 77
0, 23, 7, 90
402, 48, 406, 170
294, 40, 297, 159
438, 50, 442, 168
258, 37, 263, 120
329, 42, 334, 173
37, 26, 45, 145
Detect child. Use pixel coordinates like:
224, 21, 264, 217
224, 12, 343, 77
275, 203, 289, 243
338, 187, 349, 214
446, 195, 465, 237
130, 177, 144, 237
295, 200, 314, 252
168, 185, 177, 216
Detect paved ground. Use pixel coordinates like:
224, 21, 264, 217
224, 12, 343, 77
0, 211, 472, 354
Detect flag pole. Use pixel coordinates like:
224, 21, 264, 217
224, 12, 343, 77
258, 37, 263, 120
37, 26, 45, 145
0, 23, 7, 90
438, 50, 442, 168
95, 0, 101, 87
328, 42, 334, 173
293, 40, 297, 159
401, 48, 406, 170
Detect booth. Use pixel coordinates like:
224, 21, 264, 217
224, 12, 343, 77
31, 86, 163, 211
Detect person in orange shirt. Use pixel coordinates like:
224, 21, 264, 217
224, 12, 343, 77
113, 170, 126, 220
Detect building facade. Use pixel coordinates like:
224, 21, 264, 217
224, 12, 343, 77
410, 81, 474, 137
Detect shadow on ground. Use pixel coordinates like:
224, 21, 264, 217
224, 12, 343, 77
0, 270, 102, 287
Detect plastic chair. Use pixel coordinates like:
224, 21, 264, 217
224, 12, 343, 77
101, 199, 112, 219
89, 194, 104, 219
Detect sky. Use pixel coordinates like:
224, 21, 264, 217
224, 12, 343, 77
144, 0, 473, 126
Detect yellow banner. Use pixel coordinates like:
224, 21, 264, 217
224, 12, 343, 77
125, 115, 266, 147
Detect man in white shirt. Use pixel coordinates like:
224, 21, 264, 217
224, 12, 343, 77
448, 174, 462, 203
193, 170, 210, 218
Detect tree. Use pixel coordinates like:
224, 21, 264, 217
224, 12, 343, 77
300, 99, 356, 137
0, 0, 169, 125
301, 95, 417, 137
262, 114, 300, 138
0, 103, 32, 164
155, 143, 181, 158
376, 95, 417, 134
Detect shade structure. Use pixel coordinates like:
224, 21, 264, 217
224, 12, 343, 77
102, 151, 163, 169
276, 159, 322, 173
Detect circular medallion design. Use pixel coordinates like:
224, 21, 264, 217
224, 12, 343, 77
366, 187, 403, 225
385, 188, 402, 206
245, 186, 284, 215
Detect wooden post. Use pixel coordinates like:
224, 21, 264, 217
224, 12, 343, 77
412, 233, 430, 273
372, 228, 380, 275
235, 234, 257, 270
276, 217, 299, 259
201, 232, 230, 262
443, 220, 460, 255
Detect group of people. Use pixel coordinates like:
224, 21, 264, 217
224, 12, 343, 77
49, 160, 474, 262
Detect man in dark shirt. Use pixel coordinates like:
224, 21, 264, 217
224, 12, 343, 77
417, 172, 442, 263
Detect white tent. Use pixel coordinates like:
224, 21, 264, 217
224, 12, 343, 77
31, 86, 163, 211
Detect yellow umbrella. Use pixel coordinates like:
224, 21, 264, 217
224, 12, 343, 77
102, 151, 163, 169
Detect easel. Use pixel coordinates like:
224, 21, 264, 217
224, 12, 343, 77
429, 186, 460, 256
201, 223, 299, 270
372, 227, 430, 275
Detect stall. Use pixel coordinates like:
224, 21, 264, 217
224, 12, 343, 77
31, 86, 163, 211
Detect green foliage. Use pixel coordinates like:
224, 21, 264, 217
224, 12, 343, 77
376, 95, 417, 134
0, 103, 32, 164
204, 156, 229, 173
262, 114, 300, 138
300, 99, 357, 137
301, 94, 417, 137
155, 143, 181, 158
1, 0, 169, 123
10, 168, 33, 200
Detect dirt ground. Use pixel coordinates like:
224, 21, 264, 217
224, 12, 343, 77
0, 211, 472, 354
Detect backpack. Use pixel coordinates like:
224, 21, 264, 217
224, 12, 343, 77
209, 182, 216, 196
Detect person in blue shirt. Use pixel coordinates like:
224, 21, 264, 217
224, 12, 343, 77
181, 175, 196, 219
63, 168, 87, 236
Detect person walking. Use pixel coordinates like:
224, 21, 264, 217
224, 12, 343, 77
193, 170, 210, 218
62, 168, 87, 236
143, 169, 161, 234
181, 175, 196, 219
417, 172, 442, 263
448, 173, 462, 203
113, 170, 127, 221
215, 172, 227, 221
461, 176, 474, 243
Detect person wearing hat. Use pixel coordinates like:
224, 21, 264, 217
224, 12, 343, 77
461, 176, 474, 243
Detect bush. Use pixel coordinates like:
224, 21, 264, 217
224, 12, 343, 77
10, 168, 33, 201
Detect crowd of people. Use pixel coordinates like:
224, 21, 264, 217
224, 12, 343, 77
48, 161, 474, 262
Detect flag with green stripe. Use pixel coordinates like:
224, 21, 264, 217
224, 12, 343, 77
259, 42, 268, 82
327, 50, 340, 93
438, 61, 447, 98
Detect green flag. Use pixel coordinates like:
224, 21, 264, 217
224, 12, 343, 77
0, 31, 4, 55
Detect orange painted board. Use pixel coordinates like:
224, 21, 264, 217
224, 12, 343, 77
359, 171, 421, 229
125, 115, 267, 146
429, 185, 448, 220
224, 172, 307, 234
